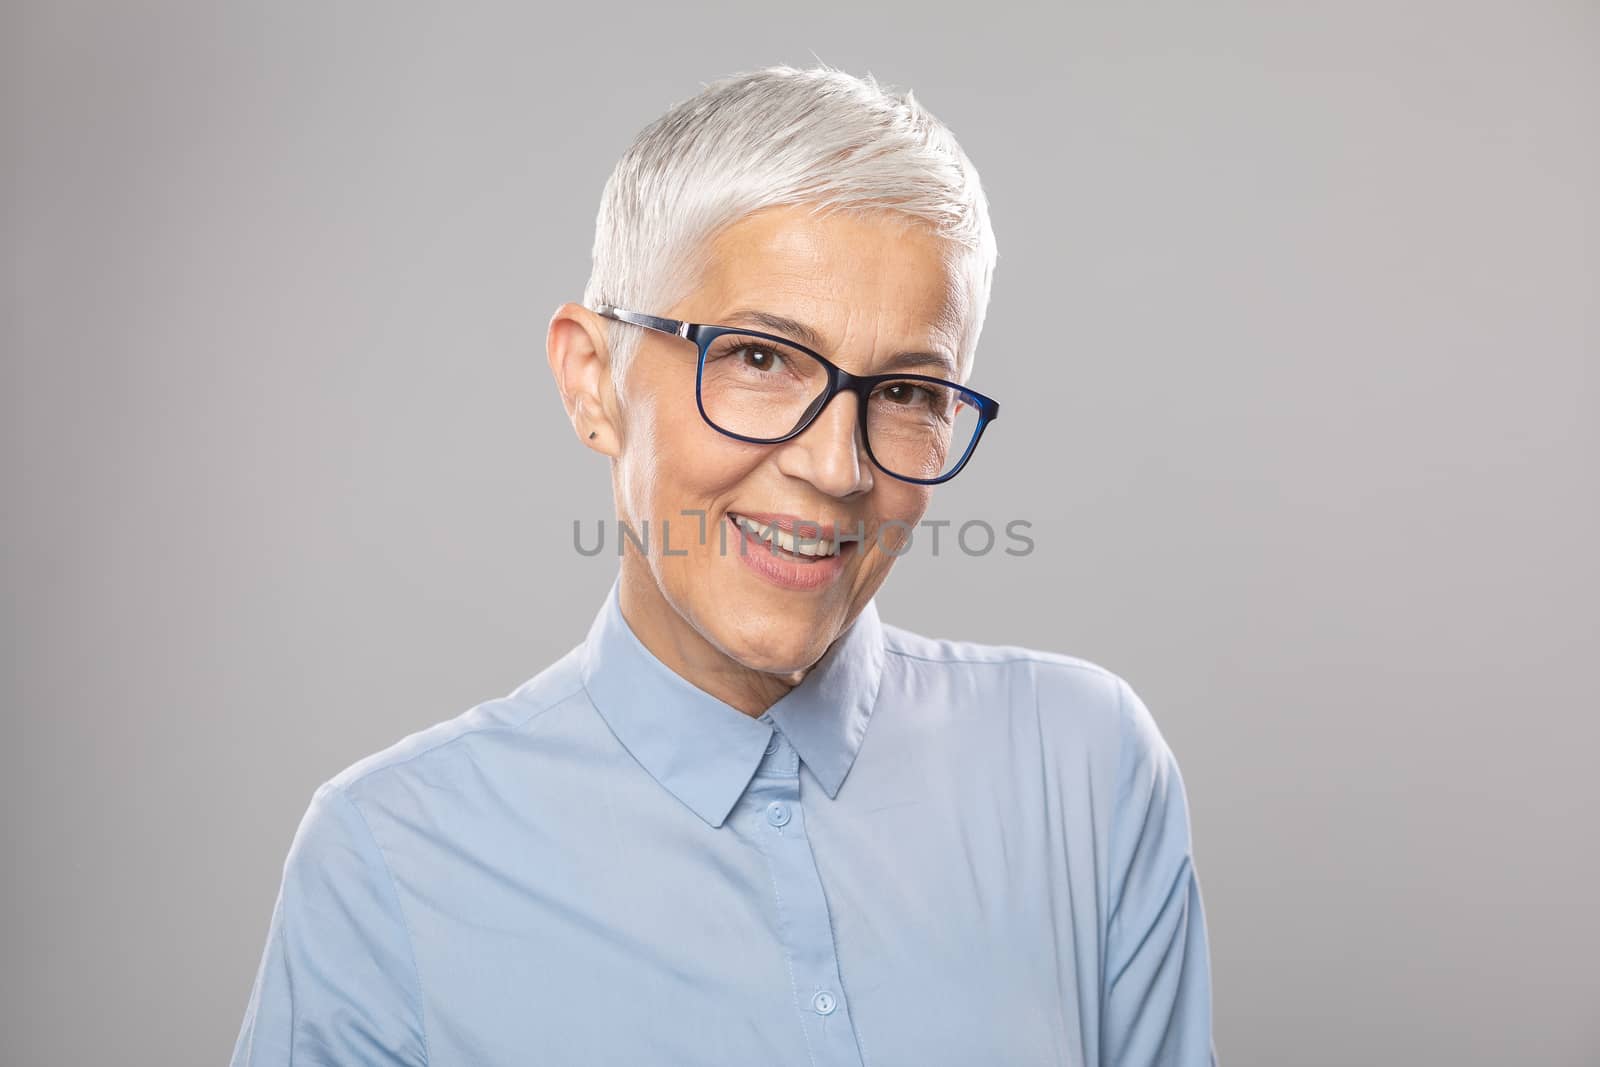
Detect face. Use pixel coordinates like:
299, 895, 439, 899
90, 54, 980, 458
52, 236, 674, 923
590, 205, 972, 683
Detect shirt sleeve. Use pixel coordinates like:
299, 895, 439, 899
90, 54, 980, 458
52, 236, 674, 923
1102, 678, 1218, 1066
230, 780, 429, 1066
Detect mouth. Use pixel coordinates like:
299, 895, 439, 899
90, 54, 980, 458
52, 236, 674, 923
723, 511, 862, 592
725, 511, 861, 563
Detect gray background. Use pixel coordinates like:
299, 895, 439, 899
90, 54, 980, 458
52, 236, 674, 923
4, 1, 1596, 1064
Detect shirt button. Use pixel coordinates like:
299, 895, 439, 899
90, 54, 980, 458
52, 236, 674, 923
766, 801, 791, 827
812, 990, 836, 1015
764, 734, 780, 755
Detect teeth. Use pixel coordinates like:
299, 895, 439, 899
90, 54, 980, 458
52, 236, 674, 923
732, 515, 839, 558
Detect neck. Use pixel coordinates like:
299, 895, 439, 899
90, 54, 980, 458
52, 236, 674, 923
616, 557, 802, 718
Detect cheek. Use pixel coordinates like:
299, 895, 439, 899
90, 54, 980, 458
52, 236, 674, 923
617, 392, 757, 521
880, 484, 933, 528
864, 485, 933, 560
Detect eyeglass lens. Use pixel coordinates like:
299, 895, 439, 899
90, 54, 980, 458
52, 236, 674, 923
698, 333, 980, 482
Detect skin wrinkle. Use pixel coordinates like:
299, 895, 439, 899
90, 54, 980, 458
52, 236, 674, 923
549, 203, 970, 719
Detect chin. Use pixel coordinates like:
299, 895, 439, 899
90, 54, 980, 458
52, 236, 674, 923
702, 607, 829, 676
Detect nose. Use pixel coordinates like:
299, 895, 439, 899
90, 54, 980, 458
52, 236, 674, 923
773, 390, 874, 498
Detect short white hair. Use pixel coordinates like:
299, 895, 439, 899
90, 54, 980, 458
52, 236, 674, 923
583, 65, 998, 379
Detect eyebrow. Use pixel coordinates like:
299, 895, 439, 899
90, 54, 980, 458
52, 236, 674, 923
722, 307, 958, 378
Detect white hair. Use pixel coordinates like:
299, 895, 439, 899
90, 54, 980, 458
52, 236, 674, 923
582, 65, 998, 379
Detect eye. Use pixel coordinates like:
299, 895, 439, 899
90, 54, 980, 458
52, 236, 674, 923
880, 382, 936, 406
732, 344, 785, 372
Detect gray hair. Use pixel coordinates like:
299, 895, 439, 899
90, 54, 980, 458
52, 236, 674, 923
582, 65, 998, 379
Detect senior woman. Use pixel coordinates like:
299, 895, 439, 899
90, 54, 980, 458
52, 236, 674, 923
232, 67, 1216, 1066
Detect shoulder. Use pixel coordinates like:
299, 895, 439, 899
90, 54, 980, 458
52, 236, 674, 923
322, 643, 592, 804
879, 618, 1175, 778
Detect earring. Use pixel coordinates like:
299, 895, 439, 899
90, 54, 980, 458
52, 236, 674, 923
588, 431, 598, 440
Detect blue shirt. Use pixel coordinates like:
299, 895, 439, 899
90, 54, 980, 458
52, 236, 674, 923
231, 577, 1217, 1065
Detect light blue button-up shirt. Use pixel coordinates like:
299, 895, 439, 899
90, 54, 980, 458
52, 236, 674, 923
232, 577, 1217, 1065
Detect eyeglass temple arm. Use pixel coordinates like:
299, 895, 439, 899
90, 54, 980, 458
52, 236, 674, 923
592, 304, 690, 339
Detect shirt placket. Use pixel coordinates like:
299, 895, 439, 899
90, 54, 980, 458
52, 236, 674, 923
740, 720, 866, 1067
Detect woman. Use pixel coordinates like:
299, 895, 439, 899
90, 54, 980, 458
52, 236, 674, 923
232, 66, 1217, 1066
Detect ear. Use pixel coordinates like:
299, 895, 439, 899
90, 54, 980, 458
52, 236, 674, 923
546, 302, 619, 457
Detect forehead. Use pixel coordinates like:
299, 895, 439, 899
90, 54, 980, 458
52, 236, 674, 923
683, 205, 971, 359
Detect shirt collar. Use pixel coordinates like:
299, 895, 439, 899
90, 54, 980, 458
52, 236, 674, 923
579, 575, 888, 829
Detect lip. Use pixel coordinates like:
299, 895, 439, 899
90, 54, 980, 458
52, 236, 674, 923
725, 512, 856, 592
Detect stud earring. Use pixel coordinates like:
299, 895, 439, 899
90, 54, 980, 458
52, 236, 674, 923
588, 431, 598, 440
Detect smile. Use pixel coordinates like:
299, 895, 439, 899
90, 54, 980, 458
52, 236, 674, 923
726, 513, 851, 559
723, 512, 858, 592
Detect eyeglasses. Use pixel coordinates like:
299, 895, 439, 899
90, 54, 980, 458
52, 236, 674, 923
592, 304, 1000, 485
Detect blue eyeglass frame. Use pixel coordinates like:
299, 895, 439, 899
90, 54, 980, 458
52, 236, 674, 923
592, 303, 1001, 485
